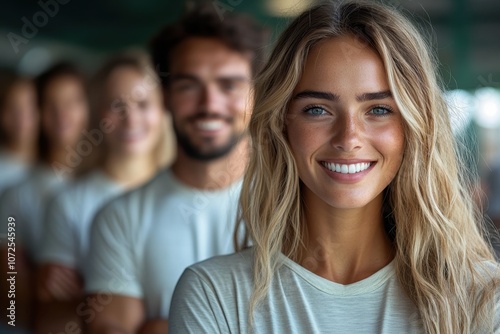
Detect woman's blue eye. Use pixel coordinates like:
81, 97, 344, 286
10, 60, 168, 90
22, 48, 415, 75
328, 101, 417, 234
370, 107, 390, 116
305, 107, 326, 116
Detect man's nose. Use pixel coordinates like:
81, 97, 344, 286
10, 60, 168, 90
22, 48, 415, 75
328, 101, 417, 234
200, 84, 224, 114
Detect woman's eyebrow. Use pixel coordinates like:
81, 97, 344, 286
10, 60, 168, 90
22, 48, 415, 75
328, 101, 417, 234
293, 90, 392, 102
293, 90, 339, 101
356, 90, 392, 102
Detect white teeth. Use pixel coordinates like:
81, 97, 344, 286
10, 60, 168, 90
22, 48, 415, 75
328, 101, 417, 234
197, 120, 224, 131
322, 162, 371, 174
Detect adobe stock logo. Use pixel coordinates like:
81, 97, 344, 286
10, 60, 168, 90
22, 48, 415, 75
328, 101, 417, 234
7, 0, 72, 54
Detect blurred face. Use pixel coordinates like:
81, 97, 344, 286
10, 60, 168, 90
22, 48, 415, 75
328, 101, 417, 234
102, 66, 164, 157
166, 37, 253, 160
1, 80, 39, 146
41, 75, 88, 148
287, 35, 404, 210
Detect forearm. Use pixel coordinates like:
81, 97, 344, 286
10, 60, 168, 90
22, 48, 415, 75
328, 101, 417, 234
138, 319, 168, 334
83, 294, 145, 334
35, 299, 84, 333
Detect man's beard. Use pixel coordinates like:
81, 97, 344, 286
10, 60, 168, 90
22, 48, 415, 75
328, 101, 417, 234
173, 121, 243, 161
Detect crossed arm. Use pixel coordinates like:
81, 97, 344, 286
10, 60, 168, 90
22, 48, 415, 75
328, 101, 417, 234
83, 294, 168, 334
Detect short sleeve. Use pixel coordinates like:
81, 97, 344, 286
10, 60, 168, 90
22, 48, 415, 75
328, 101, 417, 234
169, 268, 228, 333
39, 195, 77, 267
84, 202, 142, 298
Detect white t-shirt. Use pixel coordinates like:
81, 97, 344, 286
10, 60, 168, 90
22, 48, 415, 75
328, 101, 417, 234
0, 149, 30, 194
169, 248, 500, 333
39, 171, 124, 272
0, 165, 66, 261
84, 168, 242, 318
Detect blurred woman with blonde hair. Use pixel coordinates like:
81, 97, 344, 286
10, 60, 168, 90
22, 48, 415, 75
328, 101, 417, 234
169, 1, 499, 333
36, 51, 173, 333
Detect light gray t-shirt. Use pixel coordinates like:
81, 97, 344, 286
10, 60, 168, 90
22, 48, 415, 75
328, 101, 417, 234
169, 248, 500, 333
84, 168, 242, 319
0, 165, 66, 261
0, 149, 30, 194
39, 170, 124, 272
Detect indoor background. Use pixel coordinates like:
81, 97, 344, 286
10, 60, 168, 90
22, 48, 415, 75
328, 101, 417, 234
1, 0, 500, 210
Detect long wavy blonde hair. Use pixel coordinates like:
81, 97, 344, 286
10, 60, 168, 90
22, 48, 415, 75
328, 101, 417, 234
237, 1, 499, 332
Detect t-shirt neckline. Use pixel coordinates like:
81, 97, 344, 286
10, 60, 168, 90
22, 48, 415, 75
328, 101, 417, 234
278, 252, 396, 296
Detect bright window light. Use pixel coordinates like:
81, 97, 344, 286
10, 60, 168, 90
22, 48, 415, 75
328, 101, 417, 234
265, 0, 314, 17
18, 47, 52, 76
474, 87, 500, 129
445, 89, 474, 135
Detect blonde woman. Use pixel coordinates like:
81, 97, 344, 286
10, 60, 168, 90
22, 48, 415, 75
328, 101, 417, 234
169, 1, 500, 333
35, 52, 172, 333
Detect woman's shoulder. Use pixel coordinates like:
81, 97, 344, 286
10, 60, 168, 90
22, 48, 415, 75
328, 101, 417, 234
186, 248, 254, 282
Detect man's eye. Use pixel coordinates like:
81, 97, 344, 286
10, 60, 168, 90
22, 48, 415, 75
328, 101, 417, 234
173, 82, 198, 92
221, 81, 238, 92
178, 84, 196, 91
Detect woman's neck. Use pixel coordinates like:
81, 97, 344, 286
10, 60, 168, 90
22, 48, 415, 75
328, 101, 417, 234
3, 141, 36, 163
103, 153, 158, 190
47, 147, 72, 168
299, 190, 394, 285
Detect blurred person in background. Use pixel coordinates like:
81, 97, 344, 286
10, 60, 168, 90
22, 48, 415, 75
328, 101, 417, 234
84, 5, 268, 334
485, 160, 500, 258
487, 163, 500, 228
0, 73, 38, 334
34, 52, 172, 333
0, 62, 89, 333
0, 74, 38, 194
